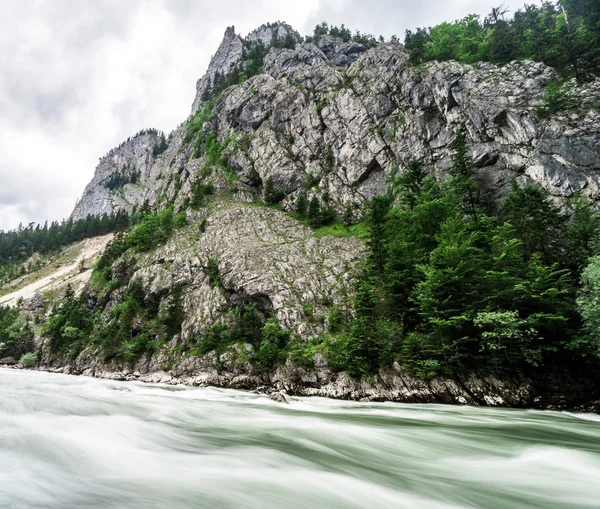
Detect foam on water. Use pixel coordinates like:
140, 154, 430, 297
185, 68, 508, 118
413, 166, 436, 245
1, 368, 599, 509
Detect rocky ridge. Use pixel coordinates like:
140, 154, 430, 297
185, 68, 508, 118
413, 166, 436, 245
73, 24, 600, 223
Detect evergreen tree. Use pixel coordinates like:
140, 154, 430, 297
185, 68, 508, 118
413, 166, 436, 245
366, 195, 390, 273
263, 177, 284, 204
500, 182, 566, 263
449, 128, 480, 219
295, 193, 308, 216
307, 196, 321, 225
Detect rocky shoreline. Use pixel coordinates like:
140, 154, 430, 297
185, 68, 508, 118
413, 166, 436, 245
4, 354, 598, 413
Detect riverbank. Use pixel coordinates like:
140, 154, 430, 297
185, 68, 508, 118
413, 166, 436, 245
7, 352, 599, 413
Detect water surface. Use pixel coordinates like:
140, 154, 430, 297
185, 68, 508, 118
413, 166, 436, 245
1, 368, 599, 508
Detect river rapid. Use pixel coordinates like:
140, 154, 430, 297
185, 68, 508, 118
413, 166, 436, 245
1, 368, 599, 509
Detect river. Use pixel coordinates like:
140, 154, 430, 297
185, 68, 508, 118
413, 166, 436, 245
1, 368, 599, 509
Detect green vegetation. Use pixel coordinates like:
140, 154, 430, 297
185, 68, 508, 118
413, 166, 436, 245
18, 352, 38, 368
103, 164, 139, 191
152, 133, 169, 156
190, 180, 214, 209
43, 284, 94, 359
189, 303, 290, 372
263, 177, 285, 205
307, 22, 382, 47
293, 127, 600, 379
127, 206, 185, 253
204, 256, 221, 288
405, 2, 600, 80
536, 79, 578, 118
0, 306, 34, 359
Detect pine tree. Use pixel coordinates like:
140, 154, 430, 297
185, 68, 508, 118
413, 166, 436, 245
394, 158, 428, 210
366, 195, 390, 273
295, 193, 308, 216
449, 128, 480, 218
307, 196, 321, 225
263, 177, 284, 204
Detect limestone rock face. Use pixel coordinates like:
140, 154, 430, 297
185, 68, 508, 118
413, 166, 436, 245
130, 200, 364, 340
191, 26, 244, 113
71, 131, 164, 220
245, 22, 301, 47
315, 35, 369, 67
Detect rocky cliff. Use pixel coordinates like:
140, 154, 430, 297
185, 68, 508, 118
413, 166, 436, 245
54, 22, 600, 409
73, 24, 600, 223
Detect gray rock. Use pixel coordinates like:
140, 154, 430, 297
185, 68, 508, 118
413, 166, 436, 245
191, 26, 244, 113
245, 23, 301, 48
269, 391, 289, 404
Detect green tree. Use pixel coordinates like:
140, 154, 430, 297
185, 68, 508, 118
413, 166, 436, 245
500, 182, 566, 263
307, 196, 321, 225
295, 193, 308, 216
263, 177, 285, 204
577, 255, 600, 355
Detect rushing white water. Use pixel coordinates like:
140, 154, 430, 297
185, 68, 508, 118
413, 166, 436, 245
1, 369, 599, 509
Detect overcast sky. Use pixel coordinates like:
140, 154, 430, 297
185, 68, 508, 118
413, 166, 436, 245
0, 0, 531, 231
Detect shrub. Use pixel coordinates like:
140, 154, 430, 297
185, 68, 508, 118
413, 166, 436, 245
536, 80, 578, 119
204, 256, 221, 288
19, 352, 38, 368
254, 319, 291, 372
190, 180, 214, 209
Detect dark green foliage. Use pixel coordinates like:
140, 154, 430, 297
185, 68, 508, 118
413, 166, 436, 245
309, 22, 380, 47
321, 145, 335, 173
566, 194, 600, 275
306, 147, 600, 379
536, 79, 578, 118
295, 193, 308, 216
304, 172, 319, 190
191, 302, 290, 372
307, 196, 320, 225
366, 195, 391, 273
449, 128, 480, 218
152, 133, 168, 156
43, 285, 94, 359
204, 256, 221, 288
0, 211, 129, 287
263, 177, 285, 204
126, 206, 176, 252
103, 165, 139, 191
0, 305, 34, 359
343, 203, 356, 227
391, 159, 428, 211
500, 181, 566, 263
190, 180, 214, 209
254, 319, 291, 373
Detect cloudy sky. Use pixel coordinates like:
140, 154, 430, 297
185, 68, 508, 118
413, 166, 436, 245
0, 0, 530, 231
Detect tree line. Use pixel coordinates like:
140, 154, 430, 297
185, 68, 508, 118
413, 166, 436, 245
405, 1, 600, 80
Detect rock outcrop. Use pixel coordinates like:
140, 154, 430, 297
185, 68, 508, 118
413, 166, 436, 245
190, 26, 244, 113
72, 130, 164, 220
128, 200, 363, 340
